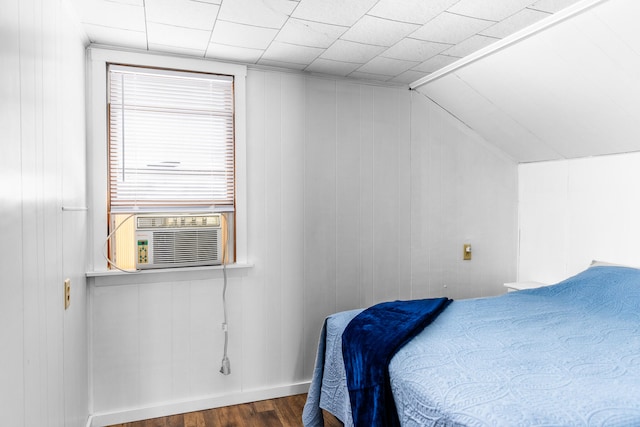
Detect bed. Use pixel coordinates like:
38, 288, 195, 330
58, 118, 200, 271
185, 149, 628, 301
302, 264, 640, 427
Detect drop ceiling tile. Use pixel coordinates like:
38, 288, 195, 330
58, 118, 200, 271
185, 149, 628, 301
382, 38, 451, 62
443, 34, 499, 57
147, 22, 212, 51
291, 0, 378, 27
348, 70, 394, 81
275, 18, 348, 48
320, 39, 386, 63
357, 56, 419, 76
257, 58, 307, 71
262, 42, 323, 64
109, 0, 143, 5
367, 0, 458, 25
205, 43, 263, 63
411, 12, 495, 44
530, 0, 581, 13
305, 58, 362, 76
413, 54, 459, 73
447, 0, 535, 21
341, 15, 420, 47
145, 0, 219, 31
83, 24, 148, 49
218, 0, 297, 29
147, 43, 206, 57
481, 8, 550, 38
73, 0, 146, 31
390, 69, 428, 84
68, 0, 587, 85
211, 20, 278, 50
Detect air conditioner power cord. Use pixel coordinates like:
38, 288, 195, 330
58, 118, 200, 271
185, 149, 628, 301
220, 215, 231, 375
220, 260, 230, 375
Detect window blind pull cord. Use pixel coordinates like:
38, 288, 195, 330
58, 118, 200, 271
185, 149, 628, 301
220, 214, 231, 375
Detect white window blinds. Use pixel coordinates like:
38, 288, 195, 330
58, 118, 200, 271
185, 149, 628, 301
108, 64, 235, 213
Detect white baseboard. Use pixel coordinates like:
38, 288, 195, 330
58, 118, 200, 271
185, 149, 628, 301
87, 382, 310, 427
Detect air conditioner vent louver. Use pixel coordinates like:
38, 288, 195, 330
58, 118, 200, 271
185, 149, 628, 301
134, 214, 223, 269
153, 230, 219, 264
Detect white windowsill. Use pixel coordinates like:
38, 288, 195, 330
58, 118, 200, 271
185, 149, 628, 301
86, 263, 253, 286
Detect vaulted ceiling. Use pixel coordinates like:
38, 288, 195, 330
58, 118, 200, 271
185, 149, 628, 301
414, 0, 640, 163
69, 0, 582, 84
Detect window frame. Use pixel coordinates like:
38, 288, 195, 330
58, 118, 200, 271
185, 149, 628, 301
87, 46, 248, 275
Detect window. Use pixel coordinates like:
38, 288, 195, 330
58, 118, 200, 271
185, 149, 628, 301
87, 47, 247, 276
106, 64, 236, 270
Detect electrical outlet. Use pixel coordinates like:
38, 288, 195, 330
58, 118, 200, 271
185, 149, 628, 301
64, 279, 71, 310
463, 244, 472, 261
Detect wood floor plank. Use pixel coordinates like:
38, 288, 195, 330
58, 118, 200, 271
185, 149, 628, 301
106, 394, 344, 427
183, 411, 205, 427
141, 418, 169, 427
252, 409, 282, 427
166, 414, 183, 427
272, 394, 302, 427
251, 398, 276, 413
201, 408, 221, 427
216, 403, 245, 427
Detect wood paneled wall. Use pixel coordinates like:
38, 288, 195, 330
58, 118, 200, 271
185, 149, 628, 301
89, 69, 518, 421
0, 0, 88, 426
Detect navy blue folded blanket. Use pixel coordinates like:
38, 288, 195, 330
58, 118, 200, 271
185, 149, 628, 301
342, 297, 452, 427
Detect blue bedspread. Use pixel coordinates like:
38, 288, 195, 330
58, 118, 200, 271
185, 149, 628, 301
303, 266, 640, 427
343, 298, 451, 427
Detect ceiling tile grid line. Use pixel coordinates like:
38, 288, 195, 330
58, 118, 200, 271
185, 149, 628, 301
70, 0, 585, 83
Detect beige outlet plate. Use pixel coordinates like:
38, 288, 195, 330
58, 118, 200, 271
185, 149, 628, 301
64, 279, 71, 310
463, 244, 472, 261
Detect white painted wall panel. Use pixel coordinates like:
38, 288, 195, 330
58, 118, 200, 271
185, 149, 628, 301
336, 81, 363, 312
169, 282, 192, 399
518, 161, 569, 283
359, 86, 376, 308
60, 1, 89, 422
396, 90, 413, 300
0, 0, 25, 425
279, 73, 306, 384
519, 152, 640, 284
373, 86, 402, 303
243, 67, 269, 391
303, 77, 338, 374
89, 68, 518, 420
409, 91, 432, 299
411, 93, 518, 299
1, 0, 88, 425
264, 72, 284, 386
91, 284, 142, 411
62, 211, 89, 427
138, 283, 174, 404
188, 279, 234, 396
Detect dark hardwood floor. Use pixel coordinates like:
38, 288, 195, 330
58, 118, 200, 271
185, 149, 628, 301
108, 393, 343, 427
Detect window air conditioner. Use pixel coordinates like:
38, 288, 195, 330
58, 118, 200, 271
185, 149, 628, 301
134, 213, 223, 269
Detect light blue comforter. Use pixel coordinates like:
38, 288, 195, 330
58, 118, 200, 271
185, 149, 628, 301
303, 266, 640, 427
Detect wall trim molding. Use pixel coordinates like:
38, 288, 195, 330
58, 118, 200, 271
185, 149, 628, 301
87, 382, 310, 427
